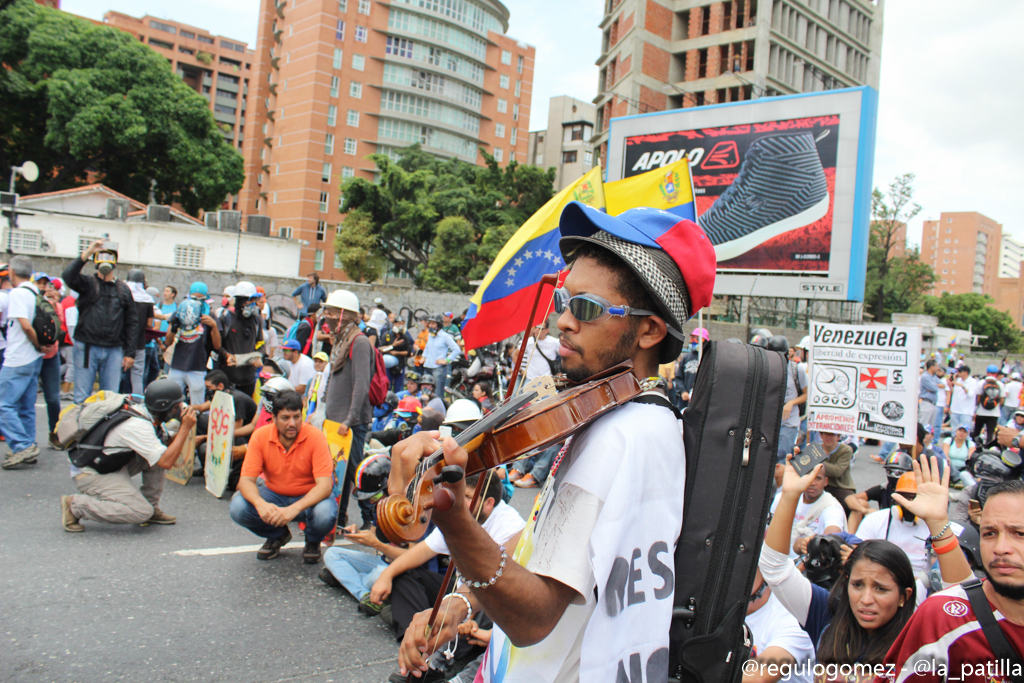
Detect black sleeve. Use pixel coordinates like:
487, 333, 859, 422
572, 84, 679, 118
864, 485, 883, 503
120, 284, 139, 355
371, 429, 401, 447
62, 257, 93, 309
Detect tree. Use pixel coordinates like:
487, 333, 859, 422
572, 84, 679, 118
920, 293, 1024, 353
865, 173, 927, 321
334, 210, 386, 283
339, 144, 556, 285
0, 0, 244, 214
469, 223, 517, 281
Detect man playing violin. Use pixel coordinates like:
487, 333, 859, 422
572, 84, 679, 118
389, 202, 716, 682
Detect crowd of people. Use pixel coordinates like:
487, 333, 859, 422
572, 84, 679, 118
2, 216, 1024, 683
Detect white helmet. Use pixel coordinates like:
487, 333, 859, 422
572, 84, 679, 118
325, 289, 359, 313
444, 399, 483, 426
796, 336, 810, 350
224, 286, 236, 297
235, 281, 258, 298
262, 376, 294, 396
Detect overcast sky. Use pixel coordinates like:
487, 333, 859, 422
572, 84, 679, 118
64, 0, 1023, 246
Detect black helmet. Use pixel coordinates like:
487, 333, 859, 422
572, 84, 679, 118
127, 269, 146, 284
749, 334, 769, 348
144, 379, 184, 415
883, 452, 914, 482
955, 525, 983, 570
419, 373, 435, 386
767, 336, 790, 355
353, 453, 391, 500
804, 534, 845, 590
974, 452, 1011, 483
385, 391, 399, 410
405, 370, 421, 384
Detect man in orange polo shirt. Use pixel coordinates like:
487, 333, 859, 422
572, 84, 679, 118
229, 390, 336, 564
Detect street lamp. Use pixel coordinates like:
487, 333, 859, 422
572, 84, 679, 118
9, 160, 39, 192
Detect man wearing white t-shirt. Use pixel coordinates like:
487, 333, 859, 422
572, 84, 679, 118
390, 203, 716, 682
948, 365, 977, 432
520, 325, 561, 383
281, 339, 316, 396
0, 256, 46, 469
742, 569, 815, 683
1003, 371, 1023, 425
770, 466, 846, 559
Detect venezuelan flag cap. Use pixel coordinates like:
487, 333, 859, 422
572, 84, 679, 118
558, 201, 717, 363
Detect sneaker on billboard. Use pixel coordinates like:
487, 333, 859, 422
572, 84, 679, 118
698, 132, 830, 262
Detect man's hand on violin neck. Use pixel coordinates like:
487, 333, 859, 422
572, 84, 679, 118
388, 432, 443, 496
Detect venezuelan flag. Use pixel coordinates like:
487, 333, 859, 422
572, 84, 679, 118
605, 158, 695, 219
461, 166, 605, 350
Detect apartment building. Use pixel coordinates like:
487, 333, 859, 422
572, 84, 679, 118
921, 212, 1003, 297
527, 96, 597, 192
1000, 234, 1024, 279
102, 12, 253, 164
591, 0, 884, 162
237, 0, 535, 279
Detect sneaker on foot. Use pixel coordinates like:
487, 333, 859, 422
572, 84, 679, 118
508, 469, 523, 484
358, 593, 384, 616
48, 432, 65, 451
514, 473, 539, 488
303, 540, 322, 564
3, 445, 39, 469
61, 495, 84, 532
257, 529, 292, 560
147, 508, 177, 525
318, 567, 342, 588
379, 604, 394, 627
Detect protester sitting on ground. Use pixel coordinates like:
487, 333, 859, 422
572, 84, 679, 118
229, 389, 336, 564
369, 473, 524, 640
817, 431, 856, 515
218, 281, 264, 398
508, 443, 560, 490
191, 370, 259, 489
396, 370, 424, 401
306, 352, 329, 414
847, 452, 913, 531
165, 284, 221, 406
281, 339, 316, 396
417, 373, 447, 416
758, 454, 972, 667
471, 381, 494, 414
769, 462, 846, 558
741, 567, 815, 683
882, 479, 1024, 676
60, 380, 197, 531
943, 424, 975, 473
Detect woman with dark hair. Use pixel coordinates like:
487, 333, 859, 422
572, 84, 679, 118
760, 453, 973, 667
471, 380, 494, 414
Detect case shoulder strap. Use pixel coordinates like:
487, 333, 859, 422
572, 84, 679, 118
962, 577, 1024, 683
630, 392, 683, 421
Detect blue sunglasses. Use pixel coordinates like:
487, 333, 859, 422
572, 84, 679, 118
553, 287, 655, 323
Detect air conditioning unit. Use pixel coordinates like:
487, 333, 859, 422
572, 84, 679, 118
204, 213, 219, 229
105, 198, 130, 221
147, 205, 171, 222
217, 210, 241, 232
247, 215, 272, 236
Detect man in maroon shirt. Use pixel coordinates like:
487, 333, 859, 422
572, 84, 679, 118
881, 479, 1024, 683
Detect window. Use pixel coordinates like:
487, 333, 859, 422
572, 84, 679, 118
942, 269, 948, 274
178, 47, 195, 55
314, 249, 324, 270
279, 225, 293, 238
198, 34, 214, 44
338, 0, 347, 10
344, 137, 358, 154
501, 50, 511, 65
944, 248, 950, 253
325, 133, 335, 154
180, 29, 195, 39
517, 55, 524, 73
497, 98, 507, 113
352, 54, 365, 70
150, 20, 177, 34
214, 104, 235, 115
218, 73, 240, 85
585, 150, 593, 165
333, 48, 343, 68
336, 20, 346, 39
330, 76, 340, 97
221, 39, 245, 53
319, 192, 329, 212
515, 79, 521, 97
494, 147, 503, 162
358, 0, 370, 13
947, 217, 952, 223
347, 109, 360, 126
173, 245, 204, 268
216, 89, 237, 100
386, 36, 415, 58
355, 26, 368, 42
350, 81, 362, 98
317, 221, 327, 240
322, 163, 332, 182
947, 228, 952, 233
499, 74, 509, 89
510, 128, 517, 145
342, 166, 355, 178
78, 236, 101, 254
149, 38, 174, 50
512, 103, 519, 121
562, 150, 578, 163
327, 105, 338, 126
945, 238, 951, 243
495, 123, 505, 138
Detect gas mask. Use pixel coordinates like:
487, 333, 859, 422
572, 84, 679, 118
94, 252, 117, 276
241, 301, 259, 318
162, 419, 181, 440
894, 502, 917, 525
689, 342, 699, 352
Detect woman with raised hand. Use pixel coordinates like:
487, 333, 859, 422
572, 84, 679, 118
758, 453, 972, 668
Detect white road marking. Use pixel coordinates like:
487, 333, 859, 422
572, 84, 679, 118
169, 539, 355, 556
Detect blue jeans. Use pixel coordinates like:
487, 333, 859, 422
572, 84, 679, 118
949, 413, 974, 432
39, 354, 62, 432
168, 368, 206, 406
229, 484, 339, 544
323, 546, 387, 600
879, 440, 897, 459
0, 357, 43, 452
512, 443, 559, 485
73, 341, 123, 404
777, 424, 799, 462
933, 407, 945, 436
430, 365, 449, 401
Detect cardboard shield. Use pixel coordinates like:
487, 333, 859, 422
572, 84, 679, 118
205, 391, 235, 498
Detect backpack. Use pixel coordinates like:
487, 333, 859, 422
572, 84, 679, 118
981, 382, 1001, 410
32, 289, 60, 347
57, 391, 148, 474
55, 391, 131, 448
350, 335, 389, 406
668, 340, 787, 683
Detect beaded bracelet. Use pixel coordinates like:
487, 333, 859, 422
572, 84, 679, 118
445, 592, 473, 624
929, 521, 953, 541
464, 545, 507, 589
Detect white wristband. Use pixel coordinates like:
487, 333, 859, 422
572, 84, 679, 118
445, 592, 473, 624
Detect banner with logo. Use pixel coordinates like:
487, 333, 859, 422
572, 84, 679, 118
807, 321, 921, 444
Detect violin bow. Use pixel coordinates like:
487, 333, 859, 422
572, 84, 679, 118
417, 272, 561, 664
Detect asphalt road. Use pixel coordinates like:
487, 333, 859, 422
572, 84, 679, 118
0, 402, 889, 683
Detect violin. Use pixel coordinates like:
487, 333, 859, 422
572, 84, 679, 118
376, 362, 643, 545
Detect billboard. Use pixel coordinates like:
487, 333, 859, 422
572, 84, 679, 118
605, 87, 877, 302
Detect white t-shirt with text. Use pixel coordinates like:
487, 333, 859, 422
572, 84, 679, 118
4, 282, 42, 368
